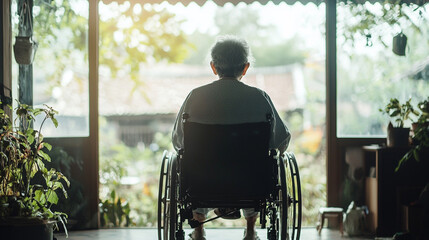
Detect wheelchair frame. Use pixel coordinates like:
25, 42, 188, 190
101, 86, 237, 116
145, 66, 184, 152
158, 121, 302, 240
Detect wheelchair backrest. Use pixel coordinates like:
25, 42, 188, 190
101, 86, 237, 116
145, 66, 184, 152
181, 120, 277, 203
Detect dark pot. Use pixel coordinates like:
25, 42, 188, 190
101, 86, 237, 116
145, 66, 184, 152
0, 217, 54, 240
392, 33, 407, 56
13, 36, 38, 65
387, 127, 410, 147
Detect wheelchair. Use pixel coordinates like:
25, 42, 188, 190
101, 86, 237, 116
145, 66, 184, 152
158, 114, 302, 240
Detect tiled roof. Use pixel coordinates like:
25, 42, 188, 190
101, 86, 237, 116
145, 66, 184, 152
99, 64, 303, 116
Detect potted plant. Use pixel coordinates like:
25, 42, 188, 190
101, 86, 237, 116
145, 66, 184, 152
397, 97, 429, 171
412, 97, 429, 135
380, 98, 418, 147
0, 102, 69, 240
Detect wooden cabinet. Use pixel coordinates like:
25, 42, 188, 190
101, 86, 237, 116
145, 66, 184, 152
363, 146, 429, 237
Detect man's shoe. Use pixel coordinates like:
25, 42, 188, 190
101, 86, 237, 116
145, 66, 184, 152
188, 230, 206, 240
243, 229, 260, 240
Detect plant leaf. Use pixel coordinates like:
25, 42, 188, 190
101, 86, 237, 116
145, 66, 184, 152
43, 142, 52, 151
38, 150, 51, 162
47, 190, 59, 205
34, 189, 46, 205
413, 149, 420, 162
51, 118, 59, 128
33, 108, 43, 116
390, 110, 400, 117
61, 175, 70, 187
36, 159, 45, 172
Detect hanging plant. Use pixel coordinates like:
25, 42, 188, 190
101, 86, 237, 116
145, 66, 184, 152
13, 0, 38, 65
339, 0, 427, 51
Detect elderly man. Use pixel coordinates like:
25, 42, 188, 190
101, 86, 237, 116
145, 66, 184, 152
172, 36, 291, 240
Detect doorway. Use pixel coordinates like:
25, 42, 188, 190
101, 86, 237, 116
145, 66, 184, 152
97, 1, 326, 227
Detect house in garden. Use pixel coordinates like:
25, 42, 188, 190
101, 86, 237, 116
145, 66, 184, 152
99, 63, 308, 147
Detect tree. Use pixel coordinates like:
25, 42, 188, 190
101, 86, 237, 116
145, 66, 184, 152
336, 2, 429, 136
99, 3, 189, 84
338, 2, 429, 49
184, 4, 306, 67
29, 1, 191, 94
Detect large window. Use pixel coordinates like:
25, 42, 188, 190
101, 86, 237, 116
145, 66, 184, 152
98, 1, 326, 227
10, 0, 97, 229
11, 0, 89, 137
337, 2, 429, 137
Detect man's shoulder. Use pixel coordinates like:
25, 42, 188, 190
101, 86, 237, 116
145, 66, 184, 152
193, 80, 265, 92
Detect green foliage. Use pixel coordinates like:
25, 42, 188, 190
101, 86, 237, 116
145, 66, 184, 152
397, 97, 429, 171
0, 101, 69, 233
337, 2, 429, 135
417, 97, 429, 124
379, 98, 419, 128
251, 38, 306, 67
183, 5, 307, 67
99, 117, 173, 226
99, 190, 131, 228
99, 2, 190, 95
339, 2, 428, 48
297, 153, 326, 226
28, 1, 191, 96
337, 3, 429, 132
43, 146, 86, 226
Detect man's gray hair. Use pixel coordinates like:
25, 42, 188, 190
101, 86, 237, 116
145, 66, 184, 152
210, 36, 252, 78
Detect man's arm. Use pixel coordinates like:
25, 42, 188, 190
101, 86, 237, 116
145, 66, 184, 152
264, 92, 291, 153
172, 92, 193, 151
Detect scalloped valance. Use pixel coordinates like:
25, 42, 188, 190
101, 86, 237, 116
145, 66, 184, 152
101, 0, 428, 6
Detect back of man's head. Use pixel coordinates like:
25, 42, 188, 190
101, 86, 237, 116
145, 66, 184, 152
210, 36, 251, 78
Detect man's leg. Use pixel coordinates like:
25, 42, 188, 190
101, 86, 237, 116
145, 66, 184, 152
243, 208, 259, 240
189, 208, 209, 240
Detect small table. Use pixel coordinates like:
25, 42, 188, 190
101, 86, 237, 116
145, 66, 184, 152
316, 207, 344, 236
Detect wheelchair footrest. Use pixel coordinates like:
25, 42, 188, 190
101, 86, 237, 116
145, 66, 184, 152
214, 208, 241, 219
188, 208, 242, 229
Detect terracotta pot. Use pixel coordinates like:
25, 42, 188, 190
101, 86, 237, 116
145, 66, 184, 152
387, 127, 410, 147
13, 36, 38, 65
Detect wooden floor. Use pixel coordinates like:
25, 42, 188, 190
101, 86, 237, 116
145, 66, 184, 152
55, 227, 380, 240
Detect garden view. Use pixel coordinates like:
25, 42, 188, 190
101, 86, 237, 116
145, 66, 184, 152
10, 0, 429, 228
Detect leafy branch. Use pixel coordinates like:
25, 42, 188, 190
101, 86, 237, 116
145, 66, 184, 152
0, 101, 69, 234
379, 98, 419, 128
340, 1, 427, 48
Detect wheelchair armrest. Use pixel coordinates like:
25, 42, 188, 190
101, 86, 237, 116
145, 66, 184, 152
269, 149, 279, 158
178, 148, 184, 155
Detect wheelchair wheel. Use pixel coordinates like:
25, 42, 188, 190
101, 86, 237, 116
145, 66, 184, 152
158, 152, 179, 240
285, 152, 302, 240
158, 151, 170, 240
278, 156, 289, 240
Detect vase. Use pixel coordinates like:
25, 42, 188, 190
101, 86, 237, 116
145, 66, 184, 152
13, 36, 38, 65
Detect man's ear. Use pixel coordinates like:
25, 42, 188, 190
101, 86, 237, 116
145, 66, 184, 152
210, 61, 218, 75
242, 62, 250, 76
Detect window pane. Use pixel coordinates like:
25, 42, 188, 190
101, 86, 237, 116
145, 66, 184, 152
337, 2, 429, 137
11, 0, 89, 137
